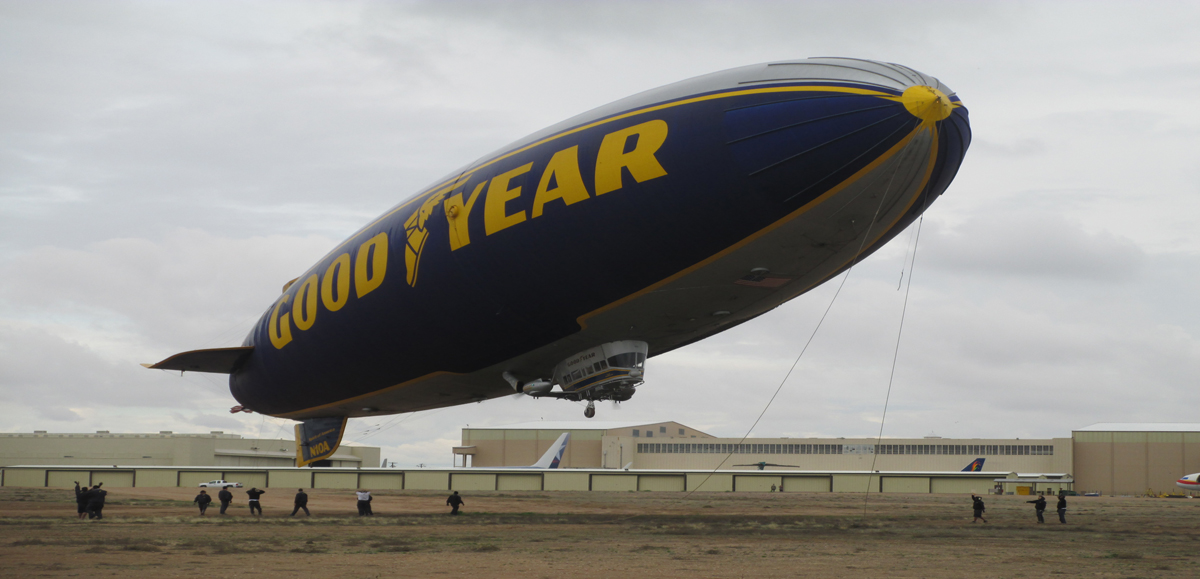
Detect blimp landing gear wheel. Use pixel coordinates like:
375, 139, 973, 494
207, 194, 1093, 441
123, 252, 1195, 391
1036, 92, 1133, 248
584, 401, 596, 419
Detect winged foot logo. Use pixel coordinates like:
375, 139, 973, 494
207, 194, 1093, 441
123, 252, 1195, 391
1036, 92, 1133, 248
400, 118, 670, 288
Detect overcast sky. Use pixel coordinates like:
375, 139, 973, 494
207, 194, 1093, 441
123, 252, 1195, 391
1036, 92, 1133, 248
2, 1, 1198, 467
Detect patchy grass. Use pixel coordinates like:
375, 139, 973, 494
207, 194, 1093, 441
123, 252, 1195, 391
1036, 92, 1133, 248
1105, 552, 1143, 559
631, 544, 671, 553
122, 544, 162, 552
3, 490, 1200, 577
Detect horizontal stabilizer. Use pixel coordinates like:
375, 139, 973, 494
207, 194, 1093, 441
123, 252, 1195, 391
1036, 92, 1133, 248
142, 346, 255, 374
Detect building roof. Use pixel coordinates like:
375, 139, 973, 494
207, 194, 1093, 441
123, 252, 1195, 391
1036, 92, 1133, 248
1, 431, 246, 439
1074, 423, 1200, 432
467, 421, 680, 431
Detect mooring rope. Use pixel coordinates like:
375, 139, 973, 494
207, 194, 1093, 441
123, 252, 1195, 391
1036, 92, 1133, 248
681, 140, 915, 499
862, 191, 931, 516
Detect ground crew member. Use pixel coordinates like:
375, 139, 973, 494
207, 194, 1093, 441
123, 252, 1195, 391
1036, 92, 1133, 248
85, 484, 107, 520
970, 494, 987, 523
355, 490, 372, 516
1056, 493, 1067, 523
291, 489, 310, 517
218, 486, 233, 515
447, 491, 464, 515
1027, 494, 1046, 523
73, 482, 89, 520
246, 487, 266, 515
194, 489, 212, 516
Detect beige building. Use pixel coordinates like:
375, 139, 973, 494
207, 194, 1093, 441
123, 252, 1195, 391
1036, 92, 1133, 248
458, 421, 708, 468
460, 421, 1072, 475
1072, 423, 1200, 495
1, 463, 1007, 494
0, 431, 379, 469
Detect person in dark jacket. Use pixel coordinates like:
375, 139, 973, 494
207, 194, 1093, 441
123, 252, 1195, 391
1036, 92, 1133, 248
194, 490, 212, 515
217, 486, 234, 515
291, 489, 310, 516
1056, 493, 1067, 523
970, 494, 987, 523
246, 487, 266, 515
447, 491, 464, 515
74, 482, 89, 519
85, 484, 107, 520
1027, 494, 1046, 523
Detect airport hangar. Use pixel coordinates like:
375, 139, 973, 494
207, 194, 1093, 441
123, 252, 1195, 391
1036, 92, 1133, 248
0, 431, 379, 469
455, 421, 1200, 495
1, 423, 1195, 495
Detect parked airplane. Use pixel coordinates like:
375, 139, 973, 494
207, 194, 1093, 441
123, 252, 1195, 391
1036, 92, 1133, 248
1176, 472, 1199, 493
146, 58, 971, 465
961, 458, 986, 472
524, 433, 570, 469
735, 461, 802, 471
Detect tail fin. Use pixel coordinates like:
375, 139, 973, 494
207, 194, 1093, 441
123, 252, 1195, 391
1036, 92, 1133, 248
962, 458, 985, 472
531, 433, 570, 468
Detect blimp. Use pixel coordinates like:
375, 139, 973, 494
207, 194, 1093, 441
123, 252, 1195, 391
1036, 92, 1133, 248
146, 57, 971, 465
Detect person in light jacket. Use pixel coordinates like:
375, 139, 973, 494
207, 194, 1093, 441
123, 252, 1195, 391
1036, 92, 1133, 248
356, 490, 372, 516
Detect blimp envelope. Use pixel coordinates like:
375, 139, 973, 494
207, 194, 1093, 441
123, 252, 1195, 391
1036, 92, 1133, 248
149, 58, 970, 463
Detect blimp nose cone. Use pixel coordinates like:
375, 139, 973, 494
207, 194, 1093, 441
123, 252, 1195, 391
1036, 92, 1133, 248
900, 85, 954, 122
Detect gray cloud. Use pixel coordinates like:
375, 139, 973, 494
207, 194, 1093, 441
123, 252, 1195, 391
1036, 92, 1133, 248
923, 212, 1145, 281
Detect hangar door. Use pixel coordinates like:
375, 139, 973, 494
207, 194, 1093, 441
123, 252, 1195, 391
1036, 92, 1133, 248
496, 474, 541, 491
782, 476, 830, 492
179, 471, 224, 487
451, 473, 497, 491
359, 473, 404, 490
91, 471, 135, 487
638, 475, 685, 492
930, 477, 989, 494
881, 477, 930, 493
47, 471, 91, 488
591, 475, 637, 491
234, 472, 268, 489
734, 476, 781, 492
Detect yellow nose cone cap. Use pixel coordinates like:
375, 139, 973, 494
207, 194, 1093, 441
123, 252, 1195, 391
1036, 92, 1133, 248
900, 86, 954, 122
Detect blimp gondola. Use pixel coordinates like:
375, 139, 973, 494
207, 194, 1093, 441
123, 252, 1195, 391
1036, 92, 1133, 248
146, 57, 971, 464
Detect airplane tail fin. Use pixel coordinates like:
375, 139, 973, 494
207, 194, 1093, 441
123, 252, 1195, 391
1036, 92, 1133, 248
962, 458, 985, 472
531, 433, 570, 468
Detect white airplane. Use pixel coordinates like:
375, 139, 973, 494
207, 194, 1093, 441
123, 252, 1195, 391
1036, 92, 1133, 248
520, 432, 570, 469
1176, 472, 1199, 493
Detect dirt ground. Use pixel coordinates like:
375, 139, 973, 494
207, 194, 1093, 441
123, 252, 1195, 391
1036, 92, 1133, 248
2, 486, 1198, 578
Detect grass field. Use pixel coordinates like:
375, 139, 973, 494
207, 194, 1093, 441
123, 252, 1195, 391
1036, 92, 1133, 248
2, 486, 1198, 578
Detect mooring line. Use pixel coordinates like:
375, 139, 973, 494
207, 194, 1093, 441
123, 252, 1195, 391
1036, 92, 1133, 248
681, 140, 914, 499
862, 209, 928, 517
